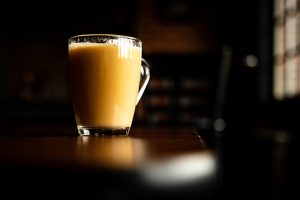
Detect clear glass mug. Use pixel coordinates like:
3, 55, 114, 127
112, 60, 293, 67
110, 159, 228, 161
68, 34, 150, 136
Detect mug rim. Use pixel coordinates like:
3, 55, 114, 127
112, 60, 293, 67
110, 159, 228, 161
68, 34, 142, 45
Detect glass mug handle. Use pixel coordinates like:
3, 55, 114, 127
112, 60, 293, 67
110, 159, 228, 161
136, 58, 150, 105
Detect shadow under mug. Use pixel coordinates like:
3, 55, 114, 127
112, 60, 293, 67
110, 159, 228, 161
68, 34, 150, 136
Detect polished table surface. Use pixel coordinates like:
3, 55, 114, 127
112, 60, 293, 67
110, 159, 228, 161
0, 127, 219, 199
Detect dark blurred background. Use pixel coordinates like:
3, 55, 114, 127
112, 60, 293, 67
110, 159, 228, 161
0, 0, 299, 199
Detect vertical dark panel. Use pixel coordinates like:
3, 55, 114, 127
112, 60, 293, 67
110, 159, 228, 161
258, 0, 274, 104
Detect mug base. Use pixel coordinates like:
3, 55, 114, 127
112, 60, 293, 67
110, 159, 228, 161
77, 126, 130, 136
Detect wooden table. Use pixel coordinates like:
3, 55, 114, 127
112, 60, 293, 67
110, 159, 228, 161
0, 127, 219, 200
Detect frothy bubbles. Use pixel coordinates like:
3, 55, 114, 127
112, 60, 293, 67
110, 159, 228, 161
69, 34, 142, 59
69, 37, 139, 59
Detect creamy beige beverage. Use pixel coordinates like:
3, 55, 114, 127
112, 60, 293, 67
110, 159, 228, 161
68, 43, 141, 130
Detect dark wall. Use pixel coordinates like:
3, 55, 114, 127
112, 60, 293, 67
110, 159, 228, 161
0, 2, 137, 126
0, 0, 279, 132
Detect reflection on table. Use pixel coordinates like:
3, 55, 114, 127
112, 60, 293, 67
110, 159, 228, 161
0, 127, 219, 200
